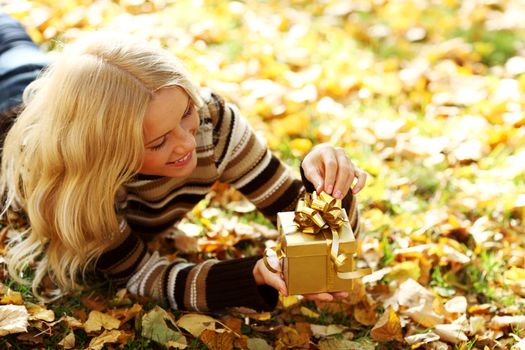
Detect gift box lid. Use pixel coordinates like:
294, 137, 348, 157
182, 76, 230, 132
277, 209, 357, 257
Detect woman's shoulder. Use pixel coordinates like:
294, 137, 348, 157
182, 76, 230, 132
198, 88, 227, 129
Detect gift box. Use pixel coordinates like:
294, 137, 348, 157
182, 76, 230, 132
277, 207, 357, 295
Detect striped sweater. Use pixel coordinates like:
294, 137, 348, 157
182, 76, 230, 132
95, 89, 361, 312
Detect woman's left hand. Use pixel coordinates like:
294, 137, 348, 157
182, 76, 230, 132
302, 143, 367, 199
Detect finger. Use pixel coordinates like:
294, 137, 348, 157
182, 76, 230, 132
321, 148, 338, 195
352, 169, 368, 194
331, 291, 349, 299
332, 148, 354, 199
303, 293, 334, 302
266, 271, 288, 296
303, 164, 324, 193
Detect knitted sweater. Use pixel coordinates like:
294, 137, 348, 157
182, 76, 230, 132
95, 90, 361, 312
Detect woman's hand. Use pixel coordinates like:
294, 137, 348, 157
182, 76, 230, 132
302, 143, 367, 199
253, 258, 349, 302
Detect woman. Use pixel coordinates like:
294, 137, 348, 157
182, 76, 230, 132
0, 14, 367, 312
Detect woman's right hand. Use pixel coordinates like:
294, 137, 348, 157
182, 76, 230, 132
253, 258, 349, 302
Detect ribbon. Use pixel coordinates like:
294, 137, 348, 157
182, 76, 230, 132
293, 191, 351, 278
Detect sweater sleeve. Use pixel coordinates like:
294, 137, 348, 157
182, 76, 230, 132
95, 220, 277, 312
206, 92, 304, 224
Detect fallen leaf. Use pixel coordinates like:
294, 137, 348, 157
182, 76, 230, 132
107, 303, 142, 324
353, 299, 377, 326
26, 303, 55, 322
433, 323, 468, 344
489, 315, 525, 330
444, 296, 467, 314
310, 324, 347, 337
199, 329, 235, 350
388, 260, 421, 281
58, 331, 75, 349
300, 306, 319, 319
87, 329, 122, 350
0, 305, 29, 336
370, 306, 403, 342
277, 326, 310, 349
0, 288, 23, 305
280, 295, 301, 308
84, 310, 121, 333
176, 313, 217, 337
402, 301, 445, 328
504, 267, 525, 296
142, 306, 186, 347
318, 338, 376, 350
247, 337, 273, 350
404, 331, 440, 345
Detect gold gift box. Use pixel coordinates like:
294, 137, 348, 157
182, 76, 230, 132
277, 209, 357, 295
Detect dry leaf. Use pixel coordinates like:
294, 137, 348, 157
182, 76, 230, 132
247, 337, 273, 350
489, 315, 525, 330
318, 338, 376, 350
504, 267, 525, 296
310, 324, 347, 337
177, 313, 217, 337
0, 305, 29, 336
277, 326, 310, 349
26, 303, 55, 322
107, 303, 142, 324
388, 260, 421, 281
370, 306, 403, 342
353, 300, 377, 326
300, 306, 319, 319
433, 323, 468, 344
199, 329, 235, 350
58, 331, 76, 349
404, 331, 440, 345
142, 306, 186, 346
84, 310, 121, 333
87, 329, 122, 350
0, 289, 23, 305
402, 301, 444, 328
444, 296, 467, 314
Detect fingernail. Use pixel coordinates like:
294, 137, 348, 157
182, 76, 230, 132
326, 185, 333, 194
334, 190, 342, 199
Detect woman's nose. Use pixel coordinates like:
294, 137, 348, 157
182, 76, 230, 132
173, 130, 195, 154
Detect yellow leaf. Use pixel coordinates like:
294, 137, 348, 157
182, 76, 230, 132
0, 289, 23, 305
289, 138, 313, 157
84, 310, 121, 333
370, 306, 403, 342
353, 300, 377, 326
26, 303, 55, 322
388, 261, 421, 281
87, 329, 122, 350
280, 295, 300, 308
504, 267, 525, 297
300, 306, 319, 319
176, 313, 217, 337
58, 331, 75, 349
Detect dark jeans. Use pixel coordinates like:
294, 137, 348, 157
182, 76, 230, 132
0, 13, 48, 147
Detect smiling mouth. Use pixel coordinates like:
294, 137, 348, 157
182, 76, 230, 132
167, 151, 192, 166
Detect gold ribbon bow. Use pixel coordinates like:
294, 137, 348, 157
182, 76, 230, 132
294, 191, 350, 276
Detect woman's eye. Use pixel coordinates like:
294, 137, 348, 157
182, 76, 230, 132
182, 103, 194, 118
150, 137, 166, 151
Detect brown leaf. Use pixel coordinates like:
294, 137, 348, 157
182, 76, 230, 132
87, 329, 122, 350
199, 329, 235, 350
277, 326, 310, 349
220, 315, 242, 335
107, 303, 142, 324
81, 295, 107, 312
370, 306, 403, 342
353, 299, 377, 326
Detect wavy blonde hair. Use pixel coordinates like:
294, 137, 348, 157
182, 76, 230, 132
0, 31, 202, 299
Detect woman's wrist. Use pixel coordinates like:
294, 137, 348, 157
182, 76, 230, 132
252, 259, 265, 285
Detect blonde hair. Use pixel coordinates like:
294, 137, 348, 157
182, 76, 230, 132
0, 31, 202, 299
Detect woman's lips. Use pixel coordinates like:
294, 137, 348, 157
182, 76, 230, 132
167, 151, 193, 167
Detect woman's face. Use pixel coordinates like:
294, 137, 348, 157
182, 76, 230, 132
139, 86, 199, 177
